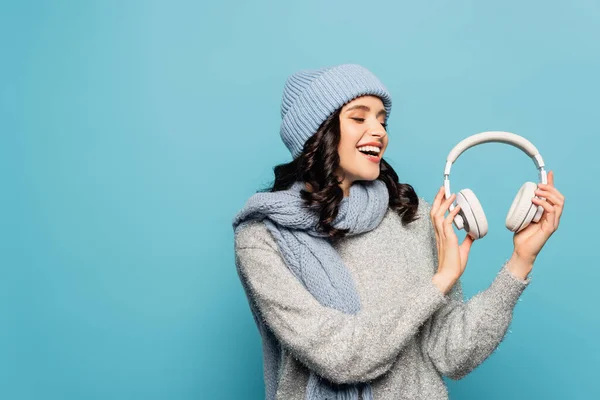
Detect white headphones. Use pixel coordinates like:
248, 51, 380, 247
444, 131, 548, 240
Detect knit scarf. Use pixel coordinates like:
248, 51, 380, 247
232, 179, 390, 400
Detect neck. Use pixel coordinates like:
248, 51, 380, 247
339, 177, 352, 197
304, 179, 352, 197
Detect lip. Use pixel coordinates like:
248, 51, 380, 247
357, 148, 382, 163
356, 141, 383, 149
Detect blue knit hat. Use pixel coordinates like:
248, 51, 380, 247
280, 63, 392, 159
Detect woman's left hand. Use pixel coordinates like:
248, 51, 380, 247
513, 170, 565, 263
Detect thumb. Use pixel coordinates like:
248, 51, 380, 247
460, 233, 475, 253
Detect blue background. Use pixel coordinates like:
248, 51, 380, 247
1, 1, 597, 399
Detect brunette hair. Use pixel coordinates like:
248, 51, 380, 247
259, 107, 421, 241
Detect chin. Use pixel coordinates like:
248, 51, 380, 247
354, 172, 381, 182
342, 159, 381, 182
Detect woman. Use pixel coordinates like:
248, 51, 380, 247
231, 64, 564, 400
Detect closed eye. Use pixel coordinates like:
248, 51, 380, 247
351, 117, 387, 129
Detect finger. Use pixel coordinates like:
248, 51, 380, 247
431, 186, 444, 214
532, 197, 558, 232
429, 197, 442, 235
442, 205, 460, 241
534, 189, 564, 208
436, 201, 458, 239
437, 193, 456, 217
430, 186, 445, 218
532, 197, 556, 219
537, 183, 565, 202
464, 232, 475, 245
460, 233, 474, 252
430, 190, 443, 241
444, 204, 461, 225
534, 188, 564, 226
548, 170, 554, 186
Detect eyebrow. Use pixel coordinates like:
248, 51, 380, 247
344, 104, 387, 117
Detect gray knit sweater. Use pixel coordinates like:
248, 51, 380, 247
233, 196, 530, 399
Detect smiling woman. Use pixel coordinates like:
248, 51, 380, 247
256, 68, 420, 240
261, 93, 420, 239
231, 63, 533, 400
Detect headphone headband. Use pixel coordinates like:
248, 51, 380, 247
443, 131, 547, 185
443, 131, 548, 220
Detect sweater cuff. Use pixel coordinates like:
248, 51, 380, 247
424, 277, 452, 307
482, 260, 531, 310
487, 260, 531, 311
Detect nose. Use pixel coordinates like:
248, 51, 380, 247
367, 119, 386, 135
369, 127, 386, 139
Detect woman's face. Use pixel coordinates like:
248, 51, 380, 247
336, 95, 388, 196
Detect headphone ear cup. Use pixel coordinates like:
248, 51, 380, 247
456, 189, 488, 240
505, 181, 539, 233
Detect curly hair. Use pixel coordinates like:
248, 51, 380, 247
258, 107, 421, 241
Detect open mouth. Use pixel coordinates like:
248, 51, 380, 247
356, 147, 382, 162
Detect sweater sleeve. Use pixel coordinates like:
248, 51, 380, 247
418, 199, 531, 380
234, 220, 450, 385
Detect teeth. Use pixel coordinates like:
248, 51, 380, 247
356, 146, 381, 153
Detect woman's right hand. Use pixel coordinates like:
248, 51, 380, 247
430, 186, 475, 294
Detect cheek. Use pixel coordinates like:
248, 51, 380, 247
339, 123, 362, 148
338, 140, 356, 162
338, 131, 360, 160
338, 144, 359, 162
